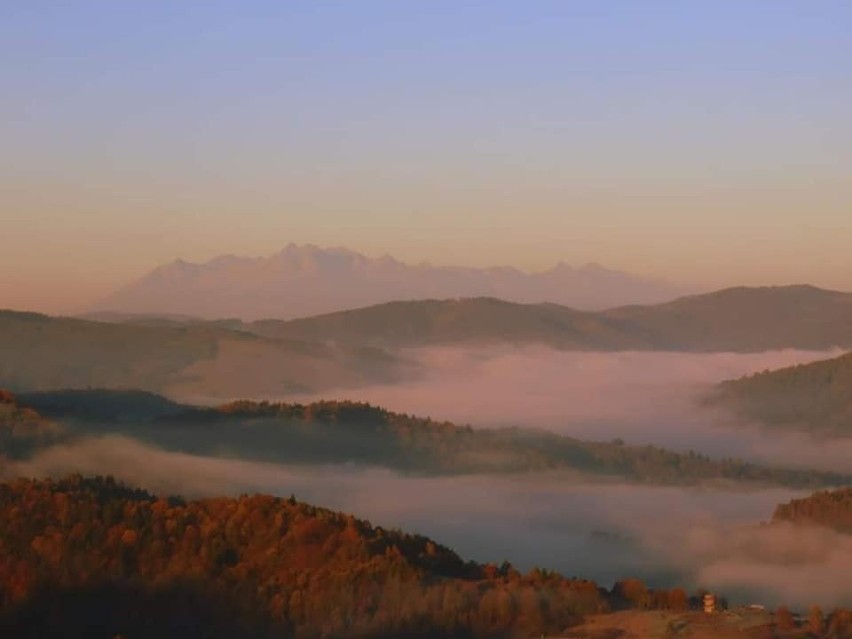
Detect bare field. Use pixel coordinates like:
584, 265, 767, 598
570, 609, 774, 639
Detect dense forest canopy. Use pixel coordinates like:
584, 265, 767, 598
773, 488, 852, 534
0, 475, 703, 638
711, 351, 852, 437
0, 478, 850, 637
237, 285, 852, 351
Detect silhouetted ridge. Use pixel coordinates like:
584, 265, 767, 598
152, 398, 850, 488
3, 389, 849, 489
711, 351, 852, 436
19, 388, 186, 422
237, 285, 852, 352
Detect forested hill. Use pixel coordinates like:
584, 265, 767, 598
13, 389, 852, 490
772, 488, 852, 534
186, 400, 850, 488
0, 475, 640, 638
247, 298, 638, 349
599, 284, 852, 351
0, 310, 403, 398
236, 285, 852, 352
5, 285, 852, 400
710, 351, 852, 437
0, 389, 63, 458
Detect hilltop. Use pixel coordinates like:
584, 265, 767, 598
233, 285, 852, 352
711, 351, 852, 436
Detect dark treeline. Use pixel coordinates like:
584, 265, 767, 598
7, 390, 852, 489
772, 488, 852, 534
176, 399, 850, 488
0, 475, 698, 639
768, 489, 852, 638
710, 351, 852, 437
0, 390, 62, 459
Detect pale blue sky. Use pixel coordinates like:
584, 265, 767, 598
2, 1, 851, 311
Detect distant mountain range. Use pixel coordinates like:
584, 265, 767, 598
711, 350, 852, 437
94, 244, 686, 320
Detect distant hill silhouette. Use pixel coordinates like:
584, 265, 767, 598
18, 388, 186, 422
93, 244, 685, 320
0, 389, 63, 458
235, 285, 852, 352
711, 351, 852, 436
603, 284, 852, 351
92, 285, 852, 352
0, 310, 405, 398
7, 285, 852, 400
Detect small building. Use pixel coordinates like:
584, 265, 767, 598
703, 593, 716, 614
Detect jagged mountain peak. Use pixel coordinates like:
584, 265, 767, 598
95, 245, 685, 320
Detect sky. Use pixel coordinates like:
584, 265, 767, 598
2, 1, 851, 313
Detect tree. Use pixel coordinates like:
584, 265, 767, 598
810, 606, 825, 636
669, 588, 689, 612
775, 605, 795, 633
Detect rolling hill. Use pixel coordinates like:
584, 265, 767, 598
602, 284, 852, 352
245, 297, 642, 349
10, 389, 852, 489
93, 244, 685, 320
0, 389, 63, 459
231, 285, 852, 352
0, 475, 611, 638
710, 351, 852, 436
0, 310, 405, 400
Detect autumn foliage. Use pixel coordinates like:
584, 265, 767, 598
772, 488, 852, 534
0, 475, 615, 638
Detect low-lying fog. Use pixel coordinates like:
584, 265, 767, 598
9, 436, 852, 609
288, 346, 851, 473
8, 346, 851, 609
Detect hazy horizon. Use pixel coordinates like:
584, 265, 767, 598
5, 342, 852, 608
4, 242, 852, 317
3, 2, 852, 313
